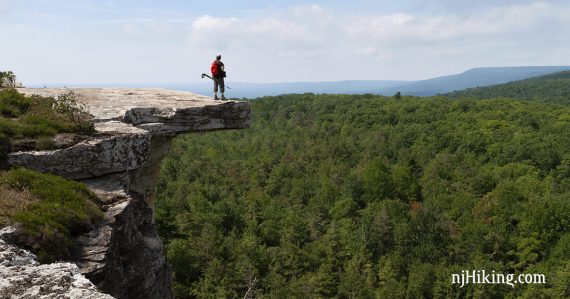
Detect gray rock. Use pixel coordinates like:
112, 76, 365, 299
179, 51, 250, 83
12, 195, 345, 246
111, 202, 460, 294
9, 133, 151, 180
0, 239, 114, 299
18, 88, 250, 126
4, 88, 251, 299
0, 226, 17, 245
75, 173, 173, 299
10, 88, 250, 181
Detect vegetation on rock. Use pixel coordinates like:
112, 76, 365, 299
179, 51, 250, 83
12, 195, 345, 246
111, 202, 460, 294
0, 71, 16, 88
0, 168, 103, 263
0, 71, 100, 263
0, 86, 95, 166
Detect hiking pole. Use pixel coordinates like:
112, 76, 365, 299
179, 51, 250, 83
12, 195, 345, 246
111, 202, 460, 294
201, 73, 231, 89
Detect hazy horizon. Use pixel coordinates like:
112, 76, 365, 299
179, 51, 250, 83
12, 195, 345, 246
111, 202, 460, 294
24, 65, 569, 87
23, 65, 570, 99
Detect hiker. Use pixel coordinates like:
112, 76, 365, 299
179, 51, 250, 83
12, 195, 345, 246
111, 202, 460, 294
211, 54, 226, 100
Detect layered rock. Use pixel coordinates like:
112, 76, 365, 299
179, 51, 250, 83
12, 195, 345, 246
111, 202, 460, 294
12, 88, 250, 188
76, 173, 172, 299
3, 88, 251, 299
0, 238, 113, 299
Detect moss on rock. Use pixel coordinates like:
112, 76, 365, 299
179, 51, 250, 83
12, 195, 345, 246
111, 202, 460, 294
0, 168, 103, 263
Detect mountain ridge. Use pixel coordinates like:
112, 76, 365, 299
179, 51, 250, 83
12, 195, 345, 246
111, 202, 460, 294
380, 66, 570, 96
444, 70, 570, 103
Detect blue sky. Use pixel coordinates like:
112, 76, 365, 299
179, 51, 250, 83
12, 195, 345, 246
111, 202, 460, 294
1, 0, 569, 85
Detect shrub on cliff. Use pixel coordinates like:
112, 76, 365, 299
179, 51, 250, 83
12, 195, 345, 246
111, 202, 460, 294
52, 90, 96, 135
0, 88, 95, 166
0, 168, 103, 263
0, 71, 16, 88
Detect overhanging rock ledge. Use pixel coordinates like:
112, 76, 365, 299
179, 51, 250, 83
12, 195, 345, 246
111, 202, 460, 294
3, 88, 251, 299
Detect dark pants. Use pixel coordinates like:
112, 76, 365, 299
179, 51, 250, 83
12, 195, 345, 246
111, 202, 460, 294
214, 77, 225, 93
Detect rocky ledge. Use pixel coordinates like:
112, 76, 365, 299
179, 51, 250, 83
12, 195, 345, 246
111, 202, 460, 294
0, 237, 113, 299
1, 88, 251, 298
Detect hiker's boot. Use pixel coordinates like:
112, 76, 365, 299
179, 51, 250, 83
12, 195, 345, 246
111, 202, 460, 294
214, 95, 219, 100
221, 95, 227, 101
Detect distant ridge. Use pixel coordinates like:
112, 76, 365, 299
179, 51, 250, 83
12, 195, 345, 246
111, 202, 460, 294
444, 70, 570, 103
380, 66, 570, 96
162, 80, 409, 99
176, 66, 570, 98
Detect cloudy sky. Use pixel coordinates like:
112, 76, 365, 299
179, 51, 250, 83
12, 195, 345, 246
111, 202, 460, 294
1, 0, 568, 85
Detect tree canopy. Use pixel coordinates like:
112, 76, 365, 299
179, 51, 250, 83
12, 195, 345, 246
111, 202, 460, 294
156, 93, 570, 298
445, 70, 570, 104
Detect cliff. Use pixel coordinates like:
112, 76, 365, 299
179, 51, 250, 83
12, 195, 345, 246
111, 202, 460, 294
0, 88, 251, 298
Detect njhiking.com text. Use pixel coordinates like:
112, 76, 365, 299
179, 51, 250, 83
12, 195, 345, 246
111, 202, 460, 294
452, 270, 546, 288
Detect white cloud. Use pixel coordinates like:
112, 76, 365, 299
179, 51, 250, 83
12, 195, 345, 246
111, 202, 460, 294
190, 13, 325, 53
180, 1, 570, 81
192, 15, 237, 33
187, 1, 566, 56
289, 4, 333, 26
3, 1, 570, 84
344, 1, 559, 46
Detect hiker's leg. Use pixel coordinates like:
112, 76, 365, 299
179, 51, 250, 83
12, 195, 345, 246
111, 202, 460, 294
213, 80, 219, 99
220, 78, 226, 100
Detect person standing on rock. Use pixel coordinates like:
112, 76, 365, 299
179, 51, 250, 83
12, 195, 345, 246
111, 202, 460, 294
211, 54, 226, 100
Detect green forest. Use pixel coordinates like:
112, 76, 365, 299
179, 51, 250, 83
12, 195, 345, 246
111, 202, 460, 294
155, 92, 570, 298
445, 71, 570, 104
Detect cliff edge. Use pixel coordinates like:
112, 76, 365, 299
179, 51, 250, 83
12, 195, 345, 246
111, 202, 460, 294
1, 88, 251, 298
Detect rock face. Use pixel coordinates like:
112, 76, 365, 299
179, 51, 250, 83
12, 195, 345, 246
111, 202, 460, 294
0, 238, 114, 299
9, 132, 151, 179
3, 88, 251, 299
75, 173, 173, 299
